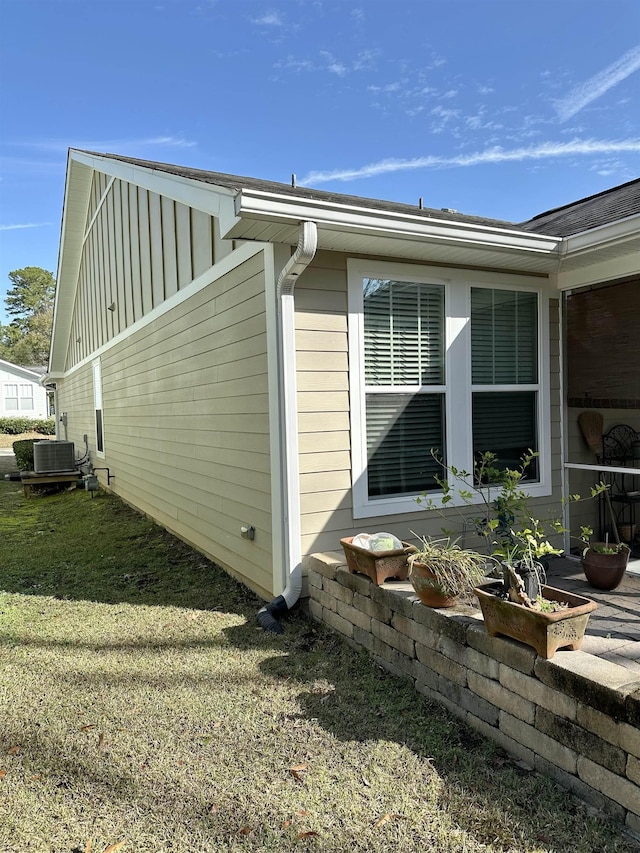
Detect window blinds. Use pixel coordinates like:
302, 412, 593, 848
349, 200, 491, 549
471, 289, 537, 385
364, 279, 444, 386
366, 393, 445, 497
363, 278, 445, 497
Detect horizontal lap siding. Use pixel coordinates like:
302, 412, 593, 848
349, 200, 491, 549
55, 365, 95, 449
59, 251, 274, 600
295, 253, 355, 555
296, 254, 564, 557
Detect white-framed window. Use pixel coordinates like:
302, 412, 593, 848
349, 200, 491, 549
348, 259, 551, 518
19, 384, 34, 410
4, 383, 19, 411
3, 383, 35, 411
93, 359, 105, 457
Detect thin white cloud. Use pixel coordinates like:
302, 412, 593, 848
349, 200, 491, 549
555, 44, 640, 122
21, 136, 196, 153
320, 50, 347, 76
299, 138, 640, 185
250, 12, 284, 26
0, 222, 51, 231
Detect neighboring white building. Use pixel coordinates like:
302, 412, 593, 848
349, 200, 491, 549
0, 360, 49, 419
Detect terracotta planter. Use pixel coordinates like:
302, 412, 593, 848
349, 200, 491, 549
581, 545, 630, 591
409, 560, 458, 608
474, 582, 597, 659
340, 537, 414, 585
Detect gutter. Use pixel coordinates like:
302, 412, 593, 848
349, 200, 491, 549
257, 221, 318, 633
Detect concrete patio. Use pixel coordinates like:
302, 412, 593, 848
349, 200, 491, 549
547, 556, 640, 673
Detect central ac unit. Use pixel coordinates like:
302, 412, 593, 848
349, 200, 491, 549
33, 440, 76, 473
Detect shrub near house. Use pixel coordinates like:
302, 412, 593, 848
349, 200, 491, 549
0, 416, 55, 435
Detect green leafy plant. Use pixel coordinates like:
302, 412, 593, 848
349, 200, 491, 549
580, 530, 630, 557
416, 450, 606, 608
12, 439, 35, 471
0, 416, 55, 435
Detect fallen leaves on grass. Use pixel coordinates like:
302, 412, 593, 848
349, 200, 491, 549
102, 842, 126, 853
97, 733, 106, 750
296, 831, 319, 840
7, 745, 21, 755
0, 769, 6, 778
80, 724, 96, 732
373, 813, 406, 829
288, 763, 308, 784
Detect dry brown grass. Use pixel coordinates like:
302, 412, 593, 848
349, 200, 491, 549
0, 431, 55, 449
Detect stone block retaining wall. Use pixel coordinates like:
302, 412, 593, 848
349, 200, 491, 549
303, 552, 640, 836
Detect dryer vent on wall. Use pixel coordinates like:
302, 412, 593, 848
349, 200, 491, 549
33, 440, 76, 473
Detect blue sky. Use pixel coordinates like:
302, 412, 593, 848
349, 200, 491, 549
1, 0, 639, 323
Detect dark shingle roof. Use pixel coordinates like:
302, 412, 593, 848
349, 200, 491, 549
518, 178, 640, 236
81, 151, 520, 231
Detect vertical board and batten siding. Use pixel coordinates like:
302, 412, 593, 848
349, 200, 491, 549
296, 252, 564, 556
65, 172, 215, 372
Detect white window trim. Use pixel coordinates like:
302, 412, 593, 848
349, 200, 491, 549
93, 358, 105, 459
347, 259, 552, 519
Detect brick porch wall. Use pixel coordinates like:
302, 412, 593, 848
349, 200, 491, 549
303, 552, 640, 837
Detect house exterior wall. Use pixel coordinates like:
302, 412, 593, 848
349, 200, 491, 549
295, 251, 564, 557
55, 189, 274, 598
66, 171, 219, 371
0, 363, 49, 419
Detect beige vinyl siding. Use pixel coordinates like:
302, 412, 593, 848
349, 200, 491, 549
296, 253, 564, 557
55, 363, 95, 449
66, 173, 220, 372
57, 250, 274, 600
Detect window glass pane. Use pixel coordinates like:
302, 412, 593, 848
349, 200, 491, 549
366, 393, 445, 497
364, 278, 444, 386
21, 398, 34, 410
471, 289, 537, 384
5, 384, 18, 397
96, 409, 104, 453
472, 391, 538, 479
20, 384, 33, 398
5, 398, 18, 410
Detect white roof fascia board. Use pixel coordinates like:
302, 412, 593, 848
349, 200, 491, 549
232, 188, 562, 256
562, 212, 640, 255
0, 359, 43, 382
555, 213, 640, 291
69, 150, 237, 220
556, 250, 640, 292
49, 153, 93, 374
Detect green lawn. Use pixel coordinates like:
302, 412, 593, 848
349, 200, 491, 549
0, 454, 635, 853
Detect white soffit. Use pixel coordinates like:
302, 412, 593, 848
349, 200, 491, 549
556, 213, 640, 290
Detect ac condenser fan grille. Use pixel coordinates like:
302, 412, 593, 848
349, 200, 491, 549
33, 440, 76, 473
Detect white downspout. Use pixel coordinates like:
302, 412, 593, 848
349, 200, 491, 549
257, 221, 318, 632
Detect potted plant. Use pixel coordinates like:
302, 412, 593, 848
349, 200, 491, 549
416, 450, 602, 657
407, 535, 488, 608
340, 533, 415, 585
581, 532, 630, 591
